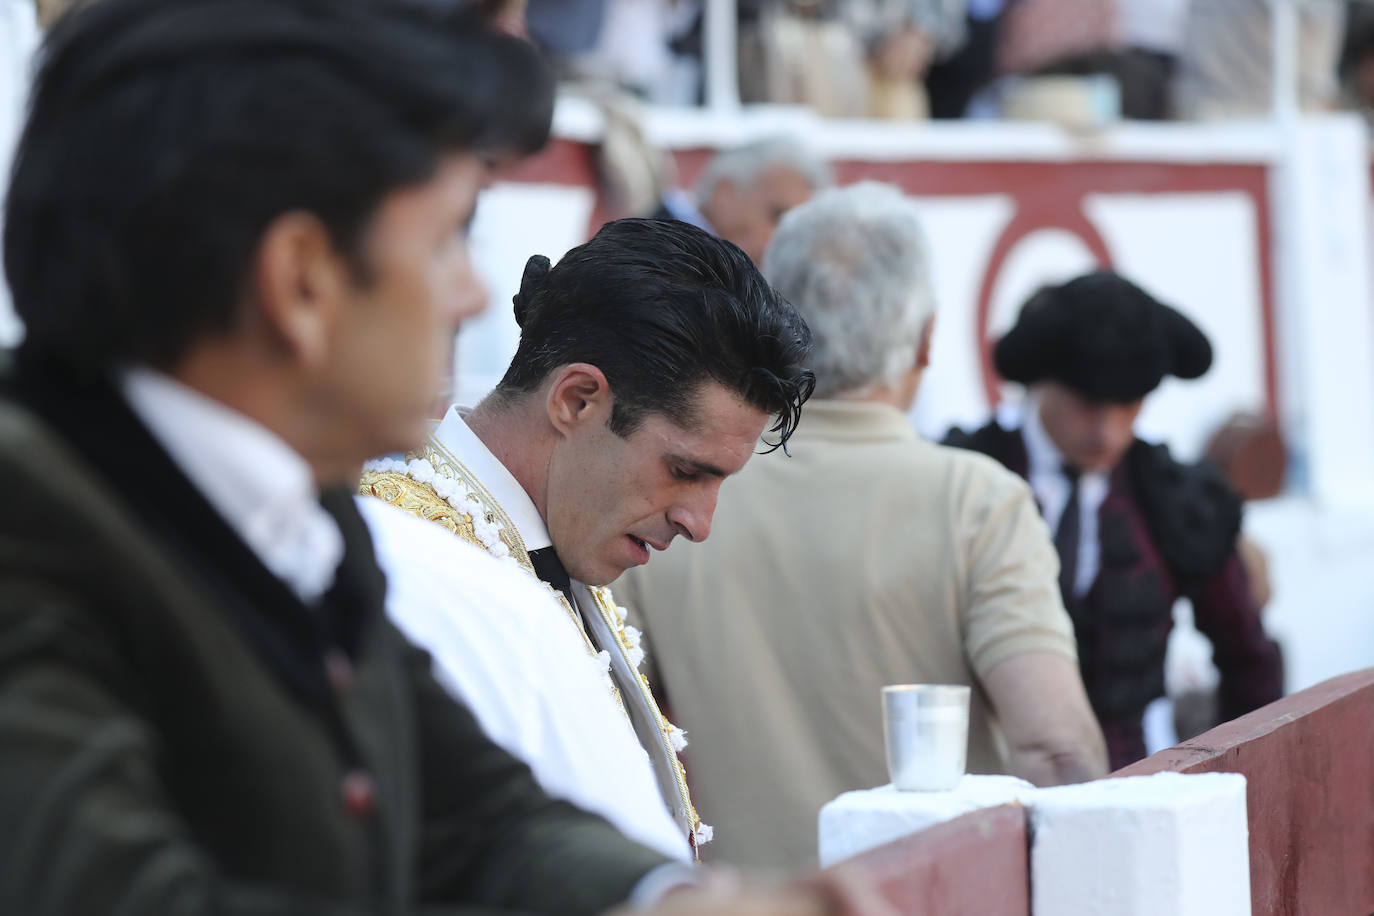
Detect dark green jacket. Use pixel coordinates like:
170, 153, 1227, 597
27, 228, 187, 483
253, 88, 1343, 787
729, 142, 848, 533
0, 358, 669, 915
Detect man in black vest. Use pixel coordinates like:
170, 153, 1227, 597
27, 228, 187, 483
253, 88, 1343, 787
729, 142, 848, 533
947, 271, 1283, 770
0, 1, 884, 913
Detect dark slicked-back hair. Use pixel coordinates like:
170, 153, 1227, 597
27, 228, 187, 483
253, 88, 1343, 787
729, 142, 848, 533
494, 218, 815, 451
5, 0, 553, 373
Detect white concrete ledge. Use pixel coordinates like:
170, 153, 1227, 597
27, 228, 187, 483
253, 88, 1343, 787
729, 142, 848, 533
818, 775, 1035, 867
552, 95, 1294, 163
818, 771, 1250, 915
1032, 772, 1249, 916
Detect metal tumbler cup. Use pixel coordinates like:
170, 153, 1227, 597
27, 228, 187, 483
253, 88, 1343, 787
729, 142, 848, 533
881, 684, 970, 791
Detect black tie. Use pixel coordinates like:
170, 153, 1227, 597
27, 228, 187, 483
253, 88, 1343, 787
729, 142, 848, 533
1055, 464, 1082, 610
528, 546, 574, 606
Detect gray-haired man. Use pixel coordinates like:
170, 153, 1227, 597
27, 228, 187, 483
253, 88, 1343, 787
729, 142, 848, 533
691, 137, 832, 265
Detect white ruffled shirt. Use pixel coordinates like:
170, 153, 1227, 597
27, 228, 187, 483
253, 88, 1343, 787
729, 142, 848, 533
119, 367, 344, 604
432, 408, 552, 552
360, 408, 690, 861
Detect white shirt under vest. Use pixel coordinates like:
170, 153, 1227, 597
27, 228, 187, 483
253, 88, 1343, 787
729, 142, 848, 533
120, 366, 344, 604
1019, 396, 1110, 599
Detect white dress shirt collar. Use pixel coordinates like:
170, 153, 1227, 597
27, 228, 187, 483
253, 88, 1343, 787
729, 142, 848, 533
433, 406, 552, 552
1022, 395, 1070, 495
1020, 395, 1110, 598
119, 366, 345, 604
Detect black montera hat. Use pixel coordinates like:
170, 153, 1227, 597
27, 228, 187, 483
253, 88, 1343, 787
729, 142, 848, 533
993, 271, 1213, 402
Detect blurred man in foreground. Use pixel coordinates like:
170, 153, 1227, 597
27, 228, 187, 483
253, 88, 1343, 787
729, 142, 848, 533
618, 183, 1107, 869
0, 1, 884, 913
946, 271, 1284, 769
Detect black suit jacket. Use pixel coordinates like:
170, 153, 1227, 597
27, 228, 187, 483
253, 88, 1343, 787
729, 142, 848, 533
0, 356, 668, 915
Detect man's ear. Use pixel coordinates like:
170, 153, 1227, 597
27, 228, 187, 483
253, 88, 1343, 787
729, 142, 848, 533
251, 211, 349, 369
545, 363, 613, 437
916, 315, 936, 371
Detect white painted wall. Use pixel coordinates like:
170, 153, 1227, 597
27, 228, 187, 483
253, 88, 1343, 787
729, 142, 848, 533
1031, 773, 1250, 916
452, 181, 597, 406
0, 0, 39, 349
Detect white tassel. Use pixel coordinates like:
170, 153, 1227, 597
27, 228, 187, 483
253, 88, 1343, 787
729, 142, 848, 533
405, 457, 436, 484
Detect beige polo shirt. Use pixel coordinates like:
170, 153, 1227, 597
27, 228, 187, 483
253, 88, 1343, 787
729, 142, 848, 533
616, 399, 1077, 868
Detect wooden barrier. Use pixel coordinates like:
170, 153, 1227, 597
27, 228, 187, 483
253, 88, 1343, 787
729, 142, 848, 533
842, 804, 1030, 916
1116, 667, 1374, 916
836, 668, 1374, 914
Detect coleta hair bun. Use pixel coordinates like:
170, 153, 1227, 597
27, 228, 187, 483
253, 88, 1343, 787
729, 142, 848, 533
512, 254, 552, 329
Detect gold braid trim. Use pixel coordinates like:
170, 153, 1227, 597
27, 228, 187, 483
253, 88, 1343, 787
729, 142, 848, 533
359, 466, 607, 667
587, 585, 706, 854
359, 455, 616, 701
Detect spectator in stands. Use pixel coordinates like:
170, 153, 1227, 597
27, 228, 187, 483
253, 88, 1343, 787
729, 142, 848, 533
994, 0, 1185, 120
945, 272, 1285, 770
693, 137, 832, 265
848, 0, 970, 117
739, 0, 968, 118
617, 183, 1108, 870
525, 0, 606, 54
1174, 0, 1346, 119
1339, 1, 1374, 119
925, 0, 1012, 118
524, 0, 703, 105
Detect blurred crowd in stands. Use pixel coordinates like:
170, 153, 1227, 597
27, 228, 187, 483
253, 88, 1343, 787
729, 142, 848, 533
25, 0, 1374, 124
452, 0, 1374, 125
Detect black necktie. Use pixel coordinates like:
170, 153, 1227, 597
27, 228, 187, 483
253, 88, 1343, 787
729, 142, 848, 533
1055, 463, 1081, 610
528, 546, 574, 606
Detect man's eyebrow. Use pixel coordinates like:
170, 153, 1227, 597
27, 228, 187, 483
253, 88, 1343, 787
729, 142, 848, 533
667, 453, 729, 479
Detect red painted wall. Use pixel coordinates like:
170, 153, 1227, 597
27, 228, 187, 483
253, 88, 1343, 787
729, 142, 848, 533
1116, 668, 1374, 916
840, 804, 1030, 916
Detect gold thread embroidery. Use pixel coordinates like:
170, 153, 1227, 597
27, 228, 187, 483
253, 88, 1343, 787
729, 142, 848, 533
587, 585, 705, 849
360, 466, 602, 664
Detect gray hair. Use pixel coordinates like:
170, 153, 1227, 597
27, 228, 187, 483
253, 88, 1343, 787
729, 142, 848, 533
694, 137, 833, 204
762, 182, 935, 399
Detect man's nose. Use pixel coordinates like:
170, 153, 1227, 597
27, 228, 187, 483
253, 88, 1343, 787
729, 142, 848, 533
667, 486, 720, 543
449, 261, 489, 326
1088, 408, 1116, 440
